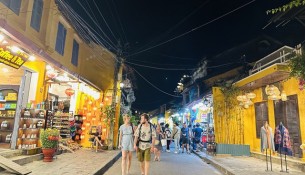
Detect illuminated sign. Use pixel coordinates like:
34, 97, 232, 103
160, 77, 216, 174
0, 46, 28, 69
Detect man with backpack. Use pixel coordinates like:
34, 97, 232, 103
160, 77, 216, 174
134, 113, 156, 175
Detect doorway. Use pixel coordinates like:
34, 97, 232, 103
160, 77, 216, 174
274, 95, 302, 158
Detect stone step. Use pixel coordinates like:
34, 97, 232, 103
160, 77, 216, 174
0, 149, 22, 158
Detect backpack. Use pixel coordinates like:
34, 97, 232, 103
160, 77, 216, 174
138, 123, 153, 143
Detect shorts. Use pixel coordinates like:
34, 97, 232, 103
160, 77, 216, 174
181, 137, 189, 144
137, 148, 151, 162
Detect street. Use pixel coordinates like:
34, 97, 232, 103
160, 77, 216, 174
104, 150, 222, 175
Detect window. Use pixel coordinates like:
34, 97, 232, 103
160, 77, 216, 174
0, 0, 21, 15
55, 22, 67, 55
254, 102, 268, 138
30, 0, 43, 31
71, 40, 79, 66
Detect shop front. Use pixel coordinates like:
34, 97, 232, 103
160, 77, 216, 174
213, 46, 305, 160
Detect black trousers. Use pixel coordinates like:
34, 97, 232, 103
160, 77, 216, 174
167, 140, 171, 150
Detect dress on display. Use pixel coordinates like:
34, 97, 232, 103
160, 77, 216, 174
260, 126, 275, 152
274, 124, 292, 156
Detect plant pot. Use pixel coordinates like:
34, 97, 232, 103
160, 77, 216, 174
42, 148, 55, 162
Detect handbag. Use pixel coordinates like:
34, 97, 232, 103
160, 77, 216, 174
161, 139, 167, 146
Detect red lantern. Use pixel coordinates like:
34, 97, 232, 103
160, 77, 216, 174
65, 88, 75, 96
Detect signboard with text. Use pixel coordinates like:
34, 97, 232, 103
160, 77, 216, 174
0, 46, 28, 69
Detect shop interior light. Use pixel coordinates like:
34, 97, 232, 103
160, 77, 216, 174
0, 34, 4, 42
46, 65, 52, 70
29, 55, 36, 61
11, 46, 21, 53
2, 68, 9, 73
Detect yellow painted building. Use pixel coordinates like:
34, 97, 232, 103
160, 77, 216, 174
0, 0, 119, 149
213, 47, 305, 159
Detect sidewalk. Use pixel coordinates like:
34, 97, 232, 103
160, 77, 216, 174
1, 149, 121, 175
193, 151, 304, 175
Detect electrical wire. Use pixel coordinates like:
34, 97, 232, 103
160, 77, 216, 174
207, 62, 237, 68
126, 59, 196, 67
132, 68, 182, 98
127, 0, 256, 57
91, 0, 119, 41
125, 61, 196, 71
130, 0, 210, 54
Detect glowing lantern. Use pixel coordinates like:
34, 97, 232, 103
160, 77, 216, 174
65, 88, 75, 96
281, 91, 287, 101
88, 101, 93, 105
81, 127, 85, 130
80, 135, 85, 139
46, 70, 57, 79
86, 123, 90, 126
93, 107, 97, 111
83, 116, 87, 120
246, 92, 256, 99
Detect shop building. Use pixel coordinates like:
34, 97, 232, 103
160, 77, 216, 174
213, 46, 305, 160
0, 0, 117, 151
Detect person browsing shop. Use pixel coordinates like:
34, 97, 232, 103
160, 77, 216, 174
134, 113, 156, 175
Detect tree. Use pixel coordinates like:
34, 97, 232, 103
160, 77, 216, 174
267, 0, 305, 15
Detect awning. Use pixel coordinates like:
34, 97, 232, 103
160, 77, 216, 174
234, 63, 290, 90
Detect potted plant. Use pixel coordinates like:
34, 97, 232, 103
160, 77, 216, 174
289, 52, 305, 90
40, 128, 60, 162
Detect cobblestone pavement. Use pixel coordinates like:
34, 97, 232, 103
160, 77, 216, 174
104, 149, 222, 175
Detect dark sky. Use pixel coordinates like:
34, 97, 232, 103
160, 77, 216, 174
63, 0, 305, 111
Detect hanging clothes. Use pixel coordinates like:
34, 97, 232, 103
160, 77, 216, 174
274, 124, 292, 156
260, 126, 275, 152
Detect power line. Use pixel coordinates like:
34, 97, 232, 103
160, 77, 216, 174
127, 0, 256, 57
125, 61, 196, 71
126, 58, 196, 67
130, 0, 210, 54
132, 67, 182, 98
91, 0, 119, 41
109, 0, 128, 43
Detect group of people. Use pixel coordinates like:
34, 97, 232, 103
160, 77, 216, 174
118, 113, 204, 175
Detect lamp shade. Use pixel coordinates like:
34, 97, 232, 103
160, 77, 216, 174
65, 88, 75, 96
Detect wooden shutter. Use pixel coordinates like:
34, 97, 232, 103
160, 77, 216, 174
254, 102, 268, 138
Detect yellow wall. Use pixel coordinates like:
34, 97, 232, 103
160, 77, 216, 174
213, 77, 305, 158
0, 0, 115, 91
23, 61, 46, 103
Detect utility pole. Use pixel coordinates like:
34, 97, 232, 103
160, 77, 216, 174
108, 42, 123, 150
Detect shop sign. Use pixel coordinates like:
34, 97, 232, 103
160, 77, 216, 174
0, 46, 28, 69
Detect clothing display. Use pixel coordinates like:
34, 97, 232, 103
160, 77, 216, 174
260, 125, 275, 152
274, 124, 292, 156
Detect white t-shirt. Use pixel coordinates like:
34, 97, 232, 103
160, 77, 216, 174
134, 124, 156, 150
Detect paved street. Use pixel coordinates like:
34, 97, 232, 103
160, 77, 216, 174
104, 150, 222, 175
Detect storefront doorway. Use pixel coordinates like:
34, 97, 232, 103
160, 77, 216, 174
274, 95, 302, 158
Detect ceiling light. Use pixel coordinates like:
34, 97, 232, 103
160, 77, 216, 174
11, 46, 21, 53
46, 65, 52, 70
0, 34, 4, 42
29, 55, 36, 61
2, 68, 8, 73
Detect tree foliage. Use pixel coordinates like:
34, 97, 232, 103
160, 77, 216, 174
267, 0, 305, 15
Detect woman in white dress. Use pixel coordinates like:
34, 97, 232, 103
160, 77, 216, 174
118, 114, 134, 175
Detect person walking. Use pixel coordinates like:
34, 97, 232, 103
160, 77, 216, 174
171, 122, 181, 154
180, 123, 190, 154
193, 123, 203, 152
134, 113, 156, 175
154, 125, 164, 161
164, 124, 172, 152
118, 114, 134, 175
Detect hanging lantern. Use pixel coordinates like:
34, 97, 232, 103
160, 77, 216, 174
80, 135, 85, 139
237, 95, 243, 101
93, 107, 97, 111
65, 88, 75, 96
246, 92, 256, 99
244, 100, 253, 106
81, 127, 85, 130
82, 116, 86, 120
88, 101, 93, 105
46, 69, 58, 79
268, 94, 279, 100
244, 104, 249, 109
86, 122, 90, 126
281, 91, 287, 101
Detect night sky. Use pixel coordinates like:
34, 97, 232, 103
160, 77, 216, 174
63, 0, 305, 111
